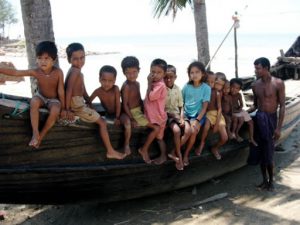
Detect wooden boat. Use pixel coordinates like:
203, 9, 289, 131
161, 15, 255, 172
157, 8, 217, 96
1, 78, 300, 204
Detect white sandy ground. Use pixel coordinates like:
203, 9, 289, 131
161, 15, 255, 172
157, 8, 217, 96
0, 124, 299, 225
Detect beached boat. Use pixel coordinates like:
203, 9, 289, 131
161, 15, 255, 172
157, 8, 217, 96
0, 78, 300, 204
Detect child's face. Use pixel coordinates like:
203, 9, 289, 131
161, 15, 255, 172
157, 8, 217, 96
230, 82, 241, 95
164, 70, 176, 88
206, 75, 216, 88
124, 67, 139, 82
99, 72, 116, 91
150, 65, 165, 82
68, 50, 85, 69
36, 53, 55, 73
214, 78, 225, 91
223, 82, 230, 95
189, 66, 203, 84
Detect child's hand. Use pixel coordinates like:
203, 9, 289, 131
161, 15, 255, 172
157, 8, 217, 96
192, 120, 200, 132
213, 124, 218, 133
66, 110, 75, 121
114, 118, 121, 126
131, 118, 138, 128
60, 109, 67, 119
147, 73, 153, 83
179, 118, 185, 128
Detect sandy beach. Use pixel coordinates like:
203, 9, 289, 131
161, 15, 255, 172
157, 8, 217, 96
0, 123, 299, 225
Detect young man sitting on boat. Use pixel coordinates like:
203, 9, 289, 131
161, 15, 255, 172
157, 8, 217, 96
248, 57, 285, 191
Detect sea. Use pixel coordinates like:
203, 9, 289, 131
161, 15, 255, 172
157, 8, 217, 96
0, 32, 298, 99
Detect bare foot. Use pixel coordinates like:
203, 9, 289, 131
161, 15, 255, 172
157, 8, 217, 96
236, 135, 244, 143
29, 134, 40, 149
211, 147, 222, 160
138, 148, 152, 164
267, 182, 275, 192
183, 156, 189, 166
168, 153, 179, 163
153, 155, 167, 165
106, 149, 125, 160
250, 139, 258, 147
228, 132, 234, 140
231, 133, 236, 139
256, 181, 268, 191
124, 145, 131, 156
195, 143, 204, 156
175, 160, 184, 171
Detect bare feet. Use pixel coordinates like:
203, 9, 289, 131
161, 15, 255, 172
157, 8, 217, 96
211, 147, 222, 160
168, 153, 179, 163
106, 149, 125, 160
138, 148, 152, 164
29, 134, 40, 149
256, 181, 268, 191
267, 182, 275, 192
124, 145, 131, 156
236, 135, 244, 143
250, 138, 258, 147
175, 161, 184, 171
228, 132, 235, 140
153, 155, 167, 165
183, 156, 189, 167
195, 143, 204, 156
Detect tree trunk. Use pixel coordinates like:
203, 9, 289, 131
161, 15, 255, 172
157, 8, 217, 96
20, 0, 55, 96
193, 0, 210, 67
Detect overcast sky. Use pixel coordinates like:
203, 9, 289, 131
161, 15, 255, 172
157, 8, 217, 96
8, 0, 300, 38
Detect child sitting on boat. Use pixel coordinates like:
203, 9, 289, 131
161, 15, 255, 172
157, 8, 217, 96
230, 78, 257, 146
164, 65, 191, 170
181, 61, 211, 166
64, 43, 125, 160
222, 80, 234, 140
142, 58, 168, 165
196, 72, 228, 160
89, 65, 131, 156
0, 41, 65, 148
120, 56, 160, 164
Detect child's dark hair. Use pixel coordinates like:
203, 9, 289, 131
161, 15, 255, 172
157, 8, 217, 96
99, 65, 117, 78
121, 56, 140, 73
230, 78, 243, 89
35, 41, 58, 60
187, 61, 206, 84
151, 58, 167, 72
215, 72, 227, 81
167, 64, 176, 74
66, 43, 85, 61
254, 57, 270, 71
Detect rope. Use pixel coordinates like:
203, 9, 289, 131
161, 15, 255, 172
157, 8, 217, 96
10, 101, 30, 116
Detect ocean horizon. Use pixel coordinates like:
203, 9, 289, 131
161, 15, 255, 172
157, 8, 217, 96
1, 32, 298, 98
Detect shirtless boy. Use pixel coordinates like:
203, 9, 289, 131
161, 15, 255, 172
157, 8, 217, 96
230, 78, 257, 146
222, 80, 234, 139
0, 41, 65, 148
196, 72, 228, 159
65, 43, 124, 160
89, 65, 131, 155
248, 57, 285, 191
120, 56, 160, 164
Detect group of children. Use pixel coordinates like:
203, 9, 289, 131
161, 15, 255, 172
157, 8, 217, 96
0, 40, 257, 171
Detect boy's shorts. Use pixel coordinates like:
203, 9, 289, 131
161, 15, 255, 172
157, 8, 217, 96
35, 92, 60, 108
130, 106, 149, 126
71, 96, 100, 123
233, 109, 252, 122
184, 115, 206, 126
206, 110, 226, 126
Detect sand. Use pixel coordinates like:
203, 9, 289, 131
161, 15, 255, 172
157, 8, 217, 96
0, 124, 299, 225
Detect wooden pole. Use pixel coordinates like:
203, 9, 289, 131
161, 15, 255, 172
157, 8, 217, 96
234, 27, 238, 78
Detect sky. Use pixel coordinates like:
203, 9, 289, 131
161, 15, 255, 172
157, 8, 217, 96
7, 0, 300, 39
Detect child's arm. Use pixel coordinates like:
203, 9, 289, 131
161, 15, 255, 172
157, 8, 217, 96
57, 69, 66, 118
238, 93, 244, 111
122, 84, 137, 127
83, 82, 91, 107
114, 86, 121, 126
89, 88, 99, 110
0, 67, 36, 77
65, 72, 79, 120
213, 91, 222, 133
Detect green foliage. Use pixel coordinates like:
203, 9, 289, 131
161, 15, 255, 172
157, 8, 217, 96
152, 0, 192, 19
0, 0, 18, 38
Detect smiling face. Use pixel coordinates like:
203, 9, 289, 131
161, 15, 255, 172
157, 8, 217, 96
164, 70, 176, 88
99, 72, 116, 91
36, 53, 55, 73
223, 82, 230, 95
68, 50, 85, 69
124, 67, 139, 82
214, 78, 225, 91
230, 82, 241, 95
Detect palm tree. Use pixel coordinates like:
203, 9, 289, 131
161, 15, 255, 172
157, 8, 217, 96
20, 0, 55, 95
152, 0, 210, 66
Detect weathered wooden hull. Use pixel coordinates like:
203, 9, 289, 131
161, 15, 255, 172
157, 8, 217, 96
1, 80, 300, 204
